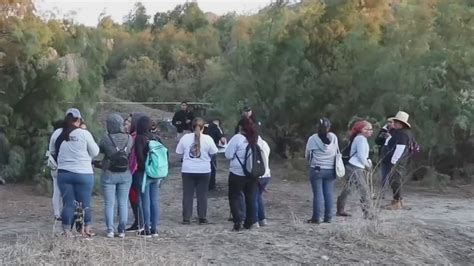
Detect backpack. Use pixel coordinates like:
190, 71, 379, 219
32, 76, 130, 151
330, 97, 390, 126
107, 134, 129, 172
236, 143, 266, 179
408, 136, 421, 156
142, 139, 168, 192
341, 140, 356, 165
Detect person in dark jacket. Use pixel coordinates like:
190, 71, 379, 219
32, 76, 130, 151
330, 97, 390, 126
172, 101, 194, 140
99, 114, 133, 238
380, 111, 414, 210
133, 115, 162, 237
375, 115, 394, 190
203, 119, 227, 190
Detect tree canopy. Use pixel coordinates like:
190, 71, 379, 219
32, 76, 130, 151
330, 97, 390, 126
0, 0, 473, 182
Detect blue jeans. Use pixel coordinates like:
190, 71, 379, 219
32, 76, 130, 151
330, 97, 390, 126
256, 178, 270, 221
309, 168, 336, 221
57, 170, 94, 231
101, 171, 132, 234
138, 174, 160, 233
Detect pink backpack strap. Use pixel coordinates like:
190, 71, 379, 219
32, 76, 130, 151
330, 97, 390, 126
129, 133, 138, 174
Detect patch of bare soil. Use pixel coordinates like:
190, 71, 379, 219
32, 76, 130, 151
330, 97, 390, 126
1, 140, 473, 264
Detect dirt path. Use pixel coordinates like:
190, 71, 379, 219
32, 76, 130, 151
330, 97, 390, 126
0, 155, 473, 264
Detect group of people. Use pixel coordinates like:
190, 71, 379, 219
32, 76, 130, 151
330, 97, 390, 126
305, 111, 415, 224
47, 103, 415, 238
47, 103, 271, 237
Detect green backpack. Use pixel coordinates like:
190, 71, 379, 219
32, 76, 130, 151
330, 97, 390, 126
141, 140, 168, 192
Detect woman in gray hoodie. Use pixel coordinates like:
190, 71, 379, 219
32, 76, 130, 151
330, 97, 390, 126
99, 114, 133, 238
305, 118, 339, 224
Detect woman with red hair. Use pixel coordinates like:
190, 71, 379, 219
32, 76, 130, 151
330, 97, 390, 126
336, 120, 374, 219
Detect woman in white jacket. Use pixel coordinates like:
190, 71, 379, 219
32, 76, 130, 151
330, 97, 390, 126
336, 120, 374, 219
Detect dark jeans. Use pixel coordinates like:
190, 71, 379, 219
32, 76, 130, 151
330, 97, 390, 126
132, 172, 145, 229
209, 155, 217, 190
256, 178, 270, 221
57, 170, 94, 231
182, 172, 211, 220
309, 168, 336, 221
228, 172, 258, 227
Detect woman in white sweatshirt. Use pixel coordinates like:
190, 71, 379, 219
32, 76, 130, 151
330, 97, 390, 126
225, 118, 265, 231
336, 120, 374, 219
49, 108, 100, 237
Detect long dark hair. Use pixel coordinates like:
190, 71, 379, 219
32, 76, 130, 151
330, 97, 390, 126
238, 117, 257, 145
60, 114, 80, 141
317, 117, 331, 145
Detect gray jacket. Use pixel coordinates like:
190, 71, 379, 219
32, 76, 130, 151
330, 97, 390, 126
305, 132, 339, 170
99, 114, 133, 173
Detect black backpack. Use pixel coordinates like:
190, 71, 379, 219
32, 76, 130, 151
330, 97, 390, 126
236, 143, 266, 179
341, 140, 356, 165
108, 134, 129, 172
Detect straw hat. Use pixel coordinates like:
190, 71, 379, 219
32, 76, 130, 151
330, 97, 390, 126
389, 111, 411, 128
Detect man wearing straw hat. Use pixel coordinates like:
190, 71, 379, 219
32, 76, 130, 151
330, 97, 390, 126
381, 111, 414, 210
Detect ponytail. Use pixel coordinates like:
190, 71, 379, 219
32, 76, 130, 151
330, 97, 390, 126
192, 117, 205, 157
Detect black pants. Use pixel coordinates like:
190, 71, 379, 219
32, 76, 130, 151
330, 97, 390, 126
228, 172, 258, 227
182, 173, 210, 220
209, 155, 217, 190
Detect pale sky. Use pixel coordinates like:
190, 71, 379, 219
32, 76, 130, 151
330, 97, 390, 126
35, 0, 275, 27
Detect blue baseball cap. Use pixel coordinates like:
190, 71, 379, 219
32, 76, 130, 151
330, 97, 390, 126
66, 108, 82, 118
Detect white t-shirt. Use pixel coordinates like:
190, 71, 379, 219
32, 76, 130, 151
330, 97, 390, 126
176, 133, 218, 174
225, 134, 268, 177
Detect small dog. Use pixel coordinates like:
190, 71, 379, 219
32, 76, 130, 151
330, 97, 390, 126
73, 201, 85, 235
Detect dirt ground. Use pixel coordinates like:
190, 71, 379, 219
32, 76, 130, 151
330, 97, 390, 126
1, 145, 473, 265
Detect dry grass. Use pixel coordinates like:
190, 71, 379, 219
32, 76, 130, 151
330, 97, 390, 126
0, 233, 200, 265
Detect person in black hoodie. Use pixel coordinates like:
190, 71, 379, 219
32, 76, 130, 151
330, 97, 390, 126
203, 118, 227, 190
134, 115, 162, 237
172, 101, 194, 140
380, 111, 414, 210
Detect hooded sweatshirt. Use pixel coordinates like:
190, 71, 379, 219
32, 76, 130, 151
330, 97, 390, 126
99, 114, 133, 173
305, 132, 338, 170
135, 116, 161, 172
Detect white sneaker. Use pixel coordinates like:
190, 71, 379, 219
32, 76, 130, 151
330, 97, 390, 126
106, 232, 114, 238
152, 233, 159, 238
251, 223, 260, 229
259, 219, 268, 227
118, 233, 125, 238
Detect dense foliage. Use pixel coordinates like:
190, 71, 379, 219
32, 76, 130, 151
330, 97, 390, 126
0, 0, 472, 181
